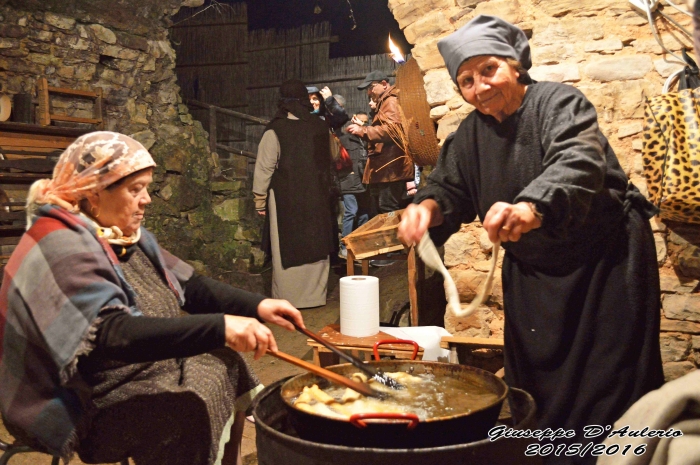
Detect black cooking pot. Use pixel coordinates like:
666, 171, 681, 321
279, 360, 508, 449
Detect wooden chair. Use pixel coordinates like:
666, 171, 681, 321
0, 437, 128, 464
36, 78, 104, 129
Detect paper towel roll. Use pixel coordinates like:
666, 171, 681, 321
339, 275, 379, 337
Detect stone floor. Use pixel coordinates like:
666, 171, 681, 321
0, 259, 416, 464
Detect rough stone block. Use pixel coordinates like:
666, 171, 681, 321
444, 232, 475, 267
678, 246, 700, 278
660, 333, 691, 363
404, 11, 453, 45
531, 44, 576, 64
88, 24, 116, 44
424, 68, 457, 106
214, 199, 242, 222
473, 0, 522, 24
663, 294, 700, 323
584, 38, 623, 53
43, 12, 75, 30
430, 105, 449, 120
661, 317, 700, 334
101, 44, 140, 60
584, 55, 653, 82
662, 361, 696, 382
528, 63, 580, 82
436, 112, 463, 141
0, 38, 17, 49
411, 37, 445, 71
655, 234, 667, 264
0, 24, 26, 38
654, 58, 684, 78
617, 121, 643, 138
130, 129, 156, 150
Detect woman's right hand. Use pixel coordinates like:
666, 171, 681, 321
224, 315, 276, 360
397, 200, 442, 246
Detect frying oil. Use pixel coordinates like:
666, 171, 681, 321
318, 372, 500, 421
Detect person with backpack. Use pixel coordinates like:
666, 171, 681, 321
338, 112, 371, 260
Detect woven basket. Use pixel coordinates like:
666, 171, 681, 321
395, 58, 440, 167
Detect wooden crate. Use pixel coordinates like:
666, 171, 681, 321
342, 209, 406, 260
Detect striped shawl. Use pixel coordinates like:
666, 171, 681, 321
0, 204, 193, 458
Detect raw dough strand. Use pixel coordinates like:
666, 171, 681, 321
416, 233, 500, 318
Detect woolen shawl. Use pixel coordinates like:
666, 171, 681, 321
0, 204, 193, 459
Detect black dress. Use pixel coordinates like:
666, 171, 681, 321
415, 82, 663, 464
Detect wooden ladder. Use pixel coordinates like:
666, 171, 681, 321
36, 78, 104, 129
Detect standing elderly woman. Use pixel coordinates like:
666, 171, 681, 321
254, 79, 334, 308
0, 132, 304, 465
398, 16, 663, 463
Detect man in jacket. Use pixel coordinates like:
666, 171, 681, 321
347, 70, 414, 214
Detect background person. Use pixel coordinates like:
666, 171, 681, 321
347, 70, 414, 215
338, 111, 371, 259
0, 131, 304, 465
397, 16, 663, 464
254, 79, 334, 308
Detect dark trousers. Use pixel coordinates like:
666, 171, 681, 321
369, 180, 407, 214
340, 193, 370, 252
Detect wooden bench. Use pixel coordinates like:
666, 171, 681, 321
307, 324, 424, 367
0, 122, 90, 262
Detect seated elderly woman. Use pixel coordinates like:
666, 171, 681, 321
0, 132, 303, 465
398, 15, 663, 464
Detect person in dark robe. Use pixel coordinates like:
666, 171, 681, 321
253, 79, 334, 308
397, 15, 664, 464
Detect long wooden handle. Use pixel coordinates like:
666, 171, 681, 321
266, 349, 379, 398
289, 320, 379, 379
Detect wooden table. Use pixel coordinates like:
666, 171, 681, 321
342, 209, 426, 326
307, 324, 424, 367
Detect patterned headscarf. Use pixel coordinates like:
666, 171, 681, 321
26, 131, 156, 237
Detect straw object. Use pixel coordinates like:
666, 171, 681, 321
395, 58, 440, 167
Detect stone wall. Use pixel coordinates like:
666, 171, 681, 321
389, 0, 700, 380
0, 0, 263, 288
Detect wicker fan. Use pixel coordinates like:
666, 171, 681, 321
395, 58, 440, 167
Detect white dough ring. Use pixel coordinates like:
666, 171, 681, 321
416, 233, 500, 318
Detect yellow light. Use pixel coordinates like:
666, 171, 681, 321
388, 34, 405, 63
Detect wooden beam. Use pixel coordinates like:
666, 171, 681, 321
0, 159, 55, 172
176, 61, 248, 68
46, 86, 99, 98
49, 114, 101, 125
0, 122, 90, 138
246, 71, 397, 91
171, 20, 248, 29
0, 149, 62, 157
440, 336, 505, 349
215, 144, 256, 159
246, 36, 339, 53
185, 99, 269, 125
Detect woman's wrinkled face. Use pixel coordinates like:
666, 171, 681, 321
309, 94, 321, 112
91, 168, 153, 236
456, 56, 524, 122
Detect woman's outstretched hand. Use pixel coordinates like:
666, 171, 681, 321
224, 315, 276, 360
482, 201, 542, 244
397, 199, 443, 246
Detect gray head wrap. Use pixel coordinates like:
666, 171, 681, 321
437, 15, 531, 85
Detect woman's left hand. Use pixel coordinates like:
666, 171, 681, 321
482, 201, 542, 244
257, 298, 305, 331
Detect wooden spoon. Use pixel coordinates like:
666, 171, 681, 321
266, 349, 384, 399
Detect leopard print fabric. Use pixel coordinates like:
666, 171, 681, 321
642, 87, 700, 223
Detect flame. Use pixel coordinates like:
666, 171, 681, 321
388, 34, 405, 64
